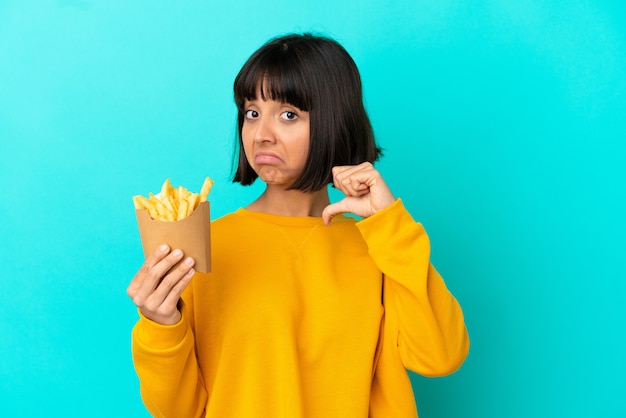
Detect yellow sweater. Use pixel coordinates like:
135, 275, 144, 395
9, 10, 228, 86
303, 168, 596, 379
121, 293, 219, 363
131, 199, 469, 417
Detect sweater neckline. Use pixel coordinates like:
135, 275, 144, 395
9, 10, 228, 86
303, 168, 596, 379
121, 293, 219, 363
234, 208, 351, 227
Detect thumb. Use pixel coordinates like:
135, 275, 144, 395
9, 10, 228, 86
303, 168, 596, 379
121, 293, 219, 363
322, 197, 358, 226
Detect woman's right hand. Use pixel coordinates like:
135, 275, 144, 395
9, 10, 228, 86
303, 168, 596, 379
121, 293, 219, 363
127, 244, 195, 325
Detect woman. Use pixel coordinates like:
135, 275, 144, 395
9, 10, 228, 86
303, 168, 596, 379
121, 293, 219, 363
128, 33, 469, 418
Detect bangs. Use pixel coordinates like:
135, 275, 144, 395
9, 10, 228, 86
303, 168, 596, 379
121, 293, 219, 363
234, 44, 311, 111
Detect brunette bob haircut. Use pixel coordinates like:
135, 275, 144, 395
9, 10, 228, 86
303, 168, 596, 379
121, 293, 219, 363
233, 33, 382, 192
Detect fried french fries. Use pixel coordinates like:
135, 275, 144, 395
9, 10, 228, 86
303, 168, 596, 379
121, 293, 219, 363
133, 177, 214, 221
199, 177, 213, 202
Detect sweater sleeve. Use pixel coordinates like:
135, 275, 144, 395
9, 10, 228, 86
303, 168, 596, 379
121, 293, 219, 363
356, 199, 470, 377
131, 299, 208, 417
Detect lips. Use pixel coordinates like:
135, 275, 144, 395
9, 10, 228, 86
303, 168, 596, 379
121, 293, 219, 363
254, 152, 283, 164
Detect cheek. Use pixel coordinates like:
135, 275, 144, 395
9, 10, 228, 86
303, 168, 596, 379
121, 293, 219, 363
297, 143, 309, 162
240, 127, 253, 158
297, 132, 310, 162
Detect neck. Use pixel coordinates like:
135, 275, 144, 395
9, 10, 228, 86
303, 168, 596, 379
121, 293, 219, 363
246, 185, 330, 217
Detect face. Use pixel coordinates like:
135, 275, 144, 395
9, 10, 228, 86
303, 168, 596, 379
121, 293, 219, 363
241, 96, 310, 187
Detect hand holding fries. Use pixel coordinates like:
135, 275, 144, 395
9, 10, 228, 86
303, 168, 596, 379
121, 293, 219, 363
129, 176, 214, 324
133, 177, 214, 221
127, 244, 196, 325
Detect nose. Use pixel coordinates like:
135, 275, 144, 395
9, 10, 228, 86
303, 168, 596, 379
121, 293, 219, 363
252, 115, 276, 144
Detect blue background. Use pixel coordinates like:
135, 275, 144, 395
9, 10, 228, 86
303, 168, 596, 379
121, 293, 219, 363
1, 1, 625, 417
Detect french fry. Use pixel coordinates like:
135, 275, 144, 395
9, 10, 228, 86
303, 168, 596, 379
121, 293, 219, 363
132, 195, 147, 210
178, 185, 189, 202
160, 178, 171, 200
134, 177, 214, 222
177, 199, 189, 221
199, 176, 214, 202
162, 193, 176, 215
154, 199, 174, 222
186, 193, 200, 216
133, 195, 159, 219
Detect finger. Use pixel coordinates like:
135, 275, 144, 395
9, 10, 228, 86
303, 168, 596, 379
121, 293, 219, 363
331, 162, 373, 177
332, 164, 362, 183
158, 265, 196, 317
129, 249, 185, 306
341, 177, 372, 196
322, 197, 358, 226
140, 259, 195, 325
127, 244, 170, 296
321, 203, 341, 226
331, 164, 360, 186
333, 163, 376, 196
334, 171, 362, 196
150, 256, 195, 307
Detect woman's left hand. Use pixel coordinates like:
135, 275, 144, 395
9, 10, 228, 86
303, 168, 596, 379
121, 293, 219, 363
322, 162, 396, 225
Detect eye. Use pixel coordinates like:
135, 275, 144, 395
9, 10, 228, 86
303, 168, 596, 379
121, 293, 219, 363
245, 109, 258, 119
280, 111, 298, 121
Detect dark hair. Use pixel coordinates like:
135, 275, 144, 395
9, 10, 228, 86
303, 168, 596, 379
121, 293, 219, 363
232, 33, 382, 192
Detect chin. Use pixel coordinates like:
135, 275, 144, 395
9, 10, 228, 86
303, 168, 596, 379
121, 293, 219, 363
258, 169, 294, 186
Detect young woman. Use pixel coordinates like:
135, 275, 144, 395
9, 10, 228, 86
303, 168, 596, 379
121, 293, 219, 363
128, 33, 469, 418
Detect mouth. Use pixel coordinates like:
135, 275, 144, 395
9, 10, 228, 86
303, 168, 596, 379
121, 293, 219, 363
254, 152, 283, 165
